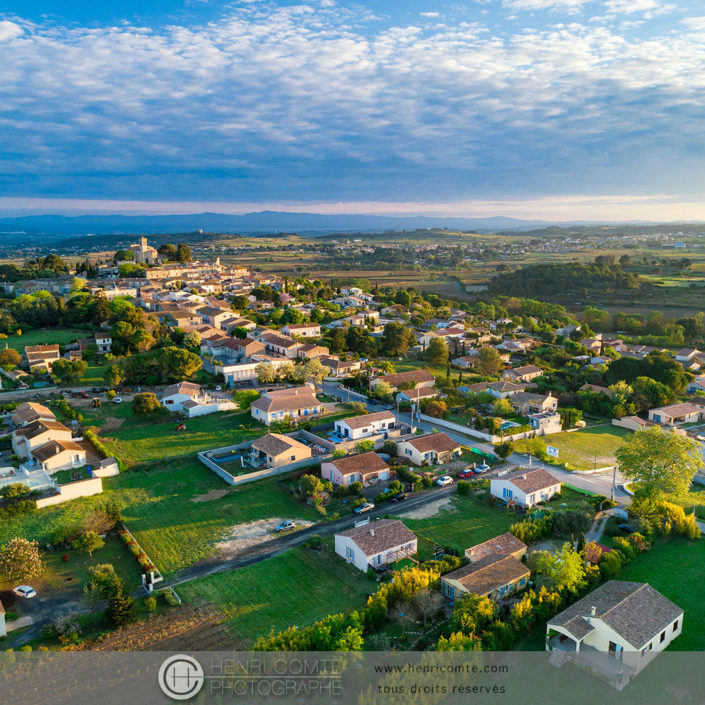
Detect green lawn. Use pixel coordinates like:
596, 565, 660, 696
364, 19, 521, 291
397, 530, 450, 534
79, 363, 106, 386
0, 458, 319, 576
179, 541, 374, 646
2, 328, 86, 353
89, 406, 264, 466
514, 425, 631, 471
618, 536, 705, 650
398, 493, 516, 557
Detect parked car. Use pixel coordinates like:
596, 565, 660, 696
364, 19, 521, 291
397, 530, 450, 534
457, 468, 474, 479
354, 502, 375, 514
475, 463, 490, 474
275, 520, 296, 532
215, 385, 222, 392
618, 523, 635, 534
113, 397, 122, 404
389, 492, 407, 503
13, 585, 36, 599
78, 391, 89, 399
436, 475, 454, 487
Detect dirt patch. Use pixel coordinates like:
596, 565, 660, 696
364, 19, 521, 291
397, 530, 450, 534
216, 518, 315, 559
402, 497, 457, 520
191, 489, 230, 503
101, 416, 124, 433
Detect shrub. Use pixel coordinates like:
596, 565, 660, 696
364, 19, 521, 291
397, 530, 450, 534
144, 595, 157, 612
456, 480, 470, 496
304, 534, 323, 550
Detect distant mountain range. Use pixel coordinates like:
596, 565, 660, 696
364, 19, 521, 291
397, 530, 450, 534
0, 211, 568, 237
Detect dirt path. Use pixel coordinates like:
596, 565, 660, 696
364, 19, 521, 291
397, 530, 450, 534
401, 496, 456, 519
216, 518, 315, 559
191, 489, 230, 503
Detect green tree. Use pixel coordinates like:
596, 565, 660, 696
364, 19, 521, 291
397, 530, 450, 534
103, 362, 125, 388
51, 358, 88, 385
299, 474, 324, 498
425, 337, 449, 366
84, 563, 123, 600
71, 531, 104, 557
380, 321, 416, 357
615, 427, 705, 502
0, 537, 44, 582
107, 585, 136, 626
156, 346, 202, 381
132, 392, 168, 417
176, 243, 192, 262
492, 398, 513, 417
256, 361, 277, 385
529, 543, 585, 594
0, 347, 21, 367
474, 347, 504, 376
354, 440, 375, 453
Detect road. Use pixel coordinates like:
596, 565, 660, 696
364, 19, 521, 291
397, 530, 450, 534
166, 483, 458, 588
324, 380, 630, 503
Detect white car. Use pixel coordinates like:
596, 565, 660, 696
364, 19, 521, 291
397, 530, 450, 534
354, 502, 375, 514
215, 385, 222, 392
13, 585, 36, 599
275, 520, 296, 532
436, 475, 454, 487
113, 397, 122, 404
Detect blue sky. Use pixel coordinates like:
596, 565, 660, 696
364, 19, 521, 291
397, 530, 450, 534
1, 1, 705, 219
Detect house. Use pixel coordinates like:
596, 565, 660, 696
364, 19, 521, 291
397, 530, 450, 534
320, 356, 362, 378
297, 343, 330, 360
129, 236, 159, 265
196, 306, 233, 329
32, 440, 87, 472
11, 402, 55, 427
509, 392, 557, 416
12, 420, 73, 459
397, 386, 439, 404
370, 369, 435, 393
579, 383, 614, 397
334, 519, 417, 573
321, 451, 390, 487
259, 332, 303, 359
334, 411, 397, 441
648, 402, 702, 426
440, 554, 530, 603
490, 468, 561, 507
528, 411, 563, 435
282, 323, 321, 338
502, 364, 543, 383
94, 333, 112, 353
546, 581, 682, 677
675, 347, 700, 363
686, 375, 705, 394
465, 532, 527, 563
250, 433, 312, 467
486, 380, 526, 399
395, 432, 461, 466
24, 344, 61, 372
418, 328, 465, 349
251, 385, 322, 426
452, 355, 477, 369
159, 381, 203, 412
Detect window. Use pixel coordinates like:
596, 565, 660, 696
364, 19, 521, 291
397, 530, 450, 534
673, 620, 679, 632
660, 631, 666, 643
502, 488, 513, 500
345, 546, 355, 561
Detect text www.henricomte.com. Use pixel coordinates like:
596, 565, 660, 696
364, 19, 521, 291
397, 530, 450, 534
374, 663, 510, 675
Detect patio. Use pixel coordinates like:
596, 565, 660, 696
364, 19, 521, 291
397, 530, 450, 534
0, 464, 55, 492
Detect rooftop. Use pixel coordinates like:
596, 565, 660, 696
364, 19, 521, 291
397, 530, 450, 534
337, 519, 416, 556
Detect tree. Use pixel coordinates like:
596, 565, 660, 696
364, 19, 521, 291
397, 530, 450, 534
529, 543, 585, 593
155, 346, 202, 381
475, 347, 504, 376
302, 358, 328, 386
494, 441, 514, 460
157, 243, 177, 260
107, 585, 136, 626
615, 427, 705, 502
354, 440, 375, 453
51, 358, 88, 385
114, 249, 134, 261
183, 331, 202, 350
176, 243, 192, 262
492, 398, 513, 417
69, 277, 87, 292
373, 380, 393, 399
299, 474, 324, 498
71, 531, 104, 557
425, 337, 449, 366
132, 392, 168, 417
380, 322, 416, 357
103, 362, 124, 388
0, 538, 44, 582
412, 588, 444, 628
0, 347, 21, 367
256, 362, 277, 385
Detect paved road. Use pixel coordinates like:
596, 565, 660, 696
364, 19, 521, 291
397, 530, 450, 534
167, 483, 458, 588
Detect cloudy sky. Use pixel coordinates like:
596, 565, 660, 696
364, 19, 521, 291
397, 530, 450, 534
1, 0, 705, 219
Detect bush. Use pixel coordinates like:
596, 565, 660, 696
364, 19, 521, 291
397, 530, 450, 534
144, 595, 157, 612
456, 480, 470, 496
511, 514, 553, 544
132, 392, 169, 417
304, 534, 323, 550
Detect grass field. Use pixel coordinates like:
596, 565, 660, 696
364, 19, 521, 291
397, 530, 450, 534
514, 425, 631, 471
2, 328, 85, 353
179, 541, 373, 646
87, 405, 264, 466
399, 493, 516, 557
0, 458, 318, 576
618, 537, 705, 650
79, 363, 106, 386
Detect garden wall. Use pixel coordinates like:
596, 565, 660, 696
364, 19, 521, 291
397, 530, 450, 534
35, 477, 103, 508
418, 414, 546, 444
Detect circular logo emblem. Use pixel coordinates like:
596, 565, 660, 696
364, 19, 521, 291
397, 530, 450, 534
158, 654, 205, 701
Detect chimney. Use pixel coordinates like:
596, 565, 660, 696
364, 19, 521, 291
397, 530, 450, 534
590, 606, 596, 617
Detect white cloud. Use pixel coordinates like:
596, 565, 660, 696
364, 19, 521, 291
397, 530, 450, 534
502, 0, 590, 11
0, 20, 23, 41
420, 12, 441, 18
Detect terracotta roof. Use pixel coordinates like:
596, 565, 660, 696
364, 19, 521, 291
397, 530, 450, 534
251, 433, 311, 457
331, 451, 389, 477
260, 332, 301, 349
651, 402, 701, 418
12, 402, 55, 425
338, 410, 395, 430
443, 554, 530, 596
32, 439, 85, 462
379, 369, 434, 387
507, 364, 543, 376
502, 468, 558, 494
487, 380, 526, 392
549, 581, 683, 649
400, 387, 438, 401
251, 385, 319, 413
13, 419, 70, 440
161, 381, 201, 398
466, 532, 527, 562
337, 519, 416, 556
403, 432, 460, 454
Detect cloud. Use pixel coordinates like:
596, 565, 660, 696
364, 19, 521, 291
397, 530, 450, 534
0, 5, 705, 205
502, 0, 590, 11
419, 12, 441, 18
0, 20, 22, 40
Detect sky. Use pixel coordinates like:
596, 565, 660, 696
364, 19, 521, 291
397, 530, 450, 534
1, 0, 705, 220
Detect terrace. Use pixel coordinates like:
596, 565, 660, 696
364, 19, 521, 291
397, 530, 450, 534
0, 464, 54, 492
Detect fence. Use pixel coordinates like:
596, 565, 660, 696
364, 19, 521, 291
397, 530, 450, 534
35, 477, 103, 509
418, 414, 548, 444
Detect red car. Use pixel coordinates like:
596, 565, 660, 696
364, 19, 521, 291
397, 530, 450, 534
457, 468, 474, 479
